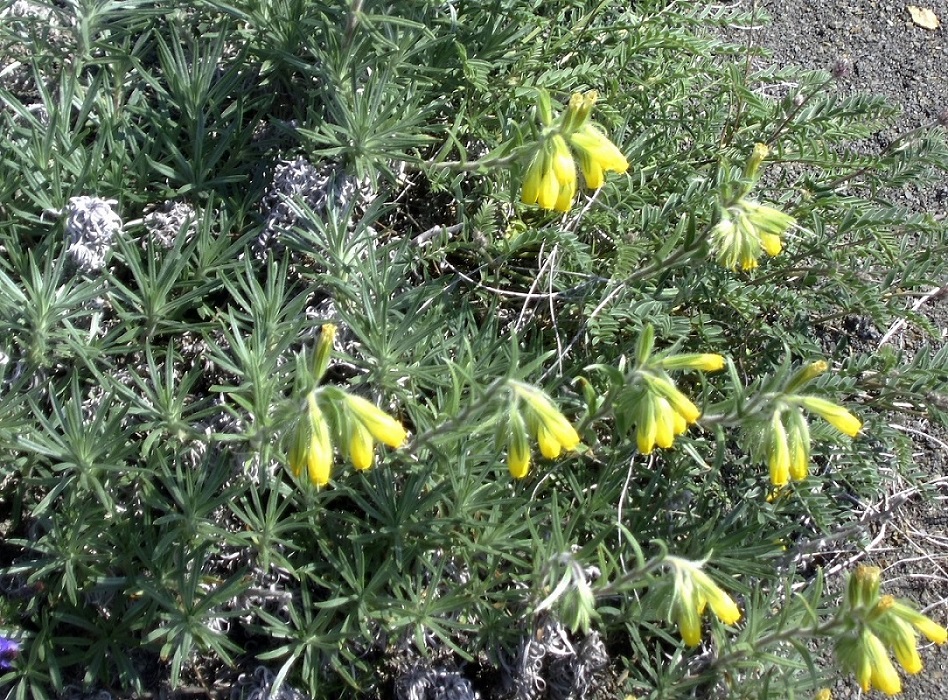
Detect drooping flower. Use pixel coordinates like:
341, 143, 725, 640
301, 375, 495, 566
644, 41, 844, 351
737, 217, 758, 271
567, 122, 629, 189
710, 145, 796, 270
767, 411, 791, 487
520, 135, 577, 212
289, 392, 333, 486
520, 90, 627, 211
835, 567, 948, 695
503, 380, 582, 478
888, 599, 948, 645
785, 407, 811, 481
633, 373, 701, 455
507, 407, 532, 479
667, 556, 741, 646
342, 393, 408, 471
344, 394, 408, 449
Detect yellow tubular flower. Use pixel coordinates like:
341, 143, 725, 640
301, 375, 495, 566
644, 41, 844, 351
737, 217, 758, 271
508, 409, 531, 478
890, 600, 948, 644
743, 201, 796, 236
659, 353, 726, 372
654, 396, 676, 449
797, 396, 862, 437
536, 423, 562, 459
538, 160, 561, 210
636, 393, 658, 455
653, 380, 701, 425
669, 557, 741, 646
692, 567, 742, 626
348, 421, 375, 471
511, 381, 581, 452
865, 631, 902, 696
551, 135, 577, 212
885, 618, 923, 675
520, 148, 546, 206
675, 585, 703, 646
786, 409, 811, 481
768, 413, 791, 487
567, 123, 628, 189
344, 394, 407, 448
307, 397, 333, 485
759, 232, 783, 257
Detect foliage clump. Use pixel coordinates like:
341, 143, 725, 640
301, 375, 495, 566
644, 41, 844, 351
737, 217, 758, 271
1, 1, 948, 699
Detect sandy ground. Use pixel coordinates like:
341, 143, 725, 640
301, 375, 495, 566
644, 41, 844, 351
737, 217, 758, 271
739, 1, 948, 696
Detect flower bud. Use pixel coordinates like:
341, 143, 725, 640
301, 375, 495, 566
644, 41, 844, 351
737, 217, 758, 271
785, 360, 829, 393
312, 323, 336, 384
744, 143, 769, 181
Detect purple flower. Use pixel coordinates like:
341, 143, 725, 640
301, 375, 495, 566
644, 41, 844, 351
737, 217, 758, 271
0, 636, 19, 670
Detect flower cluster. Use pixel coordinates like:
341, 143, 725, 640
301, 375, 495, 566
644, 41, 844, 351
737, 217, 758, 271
835, 566, 947, 696
289, 387, 408, 487
287, 325, 407, 487
504, 380, 581, 478
521, 90, 628, 212
710, 144, 796, 270
619, 328, 725, 455
761, 361, 862, 486
667, 556, 742, 646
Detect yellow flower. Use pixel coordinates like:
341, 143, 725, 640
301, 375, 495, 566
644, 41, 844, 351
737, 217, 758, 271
652, 379, 701, 425
306, 396, 333, 485
507, 408, 531, 478
634, 375, 702, 455
521, 148, 546, 207
536, 423, 562, 459
797, 396, 862, 437
710, 213, 762, 271
786, 408, 811, 481
768, 412, 791, 487
884, 617, 923, 675
636, 393, 659, 455
348, 420, 375, 471
289, 392, 334, 486
743, 200, 796, 237
344, 394, 408, 448
814, 689, 832, 700
567, 123, 628, 189
659, 353, 726, 372
889, 600, 948, 645
864, 630, 902, 696
711, 195, 794, 270
509, 380, 582, 458
551, 135, 577, 212
668, 556, 741, 647
520, 136, 578, 212
759, 232, 782, 257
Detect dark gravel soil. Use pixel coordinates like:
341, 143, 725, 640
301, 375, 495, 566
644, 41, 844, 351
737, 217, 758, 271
741, 1, 948, 697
